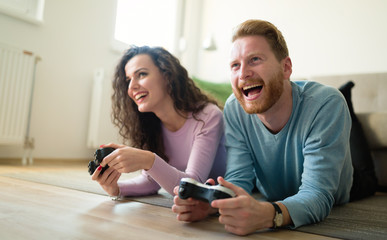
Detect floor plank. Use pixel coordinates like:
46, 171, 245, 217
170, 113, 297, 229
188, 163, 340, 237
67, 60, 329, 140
0, 165, 337, 240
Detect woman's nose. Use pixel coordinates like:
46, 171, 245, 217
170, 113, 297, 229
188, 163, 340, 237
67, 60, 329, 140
127, 79, 138, 97
128, 78, 139, 90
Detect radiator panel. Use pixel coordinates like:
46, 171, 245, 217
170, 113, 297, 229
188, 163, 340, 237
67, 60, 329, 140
0, 44, 36, 145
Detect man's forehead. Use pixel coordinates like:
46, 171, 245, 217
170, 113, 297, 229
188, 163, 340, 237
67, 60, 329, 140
230, 36, 272, 58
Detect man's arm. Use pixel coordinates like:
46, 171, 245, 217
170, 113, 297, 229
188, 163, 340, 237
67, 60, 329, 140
281, 91, 353, 228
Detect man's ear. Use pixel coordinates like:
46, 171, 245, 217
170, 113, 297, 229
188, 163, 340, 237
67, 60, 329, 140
281, 56, 292, 79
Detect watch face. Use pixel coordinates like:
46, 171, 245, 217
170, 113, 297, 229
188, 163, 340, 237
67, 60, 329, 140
275, 212, 283, 227
271, 202, 283, 228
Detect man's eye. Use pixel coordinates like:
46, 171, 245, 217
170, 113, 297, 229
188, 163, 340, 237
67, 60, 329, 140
250, 57, 260, 63
231, 63, 239, 69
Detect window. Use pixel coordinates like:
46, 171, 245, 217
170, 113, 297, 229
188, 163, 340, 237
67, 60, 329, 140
113, 0, 181, 54
0, 0, 44, 25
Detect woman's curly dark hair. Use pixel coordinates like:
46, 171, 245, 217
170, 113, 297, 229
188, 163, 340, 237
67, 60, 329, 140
112, 45, 219, 162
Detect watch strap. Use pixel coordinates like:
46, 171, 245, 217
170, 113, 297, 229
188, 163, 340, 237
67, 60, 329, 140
271, 202, 282, 213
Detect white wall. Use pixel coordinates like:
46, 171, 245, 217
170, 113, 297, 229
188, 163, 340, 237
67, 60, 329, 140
186, 0, 387, 83
0, 0, 122, 160
1, 0, 386, 160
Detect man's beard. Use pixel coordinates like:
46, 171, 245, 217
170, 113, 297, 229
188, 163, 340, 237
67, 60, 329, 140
234, 69, 284, 114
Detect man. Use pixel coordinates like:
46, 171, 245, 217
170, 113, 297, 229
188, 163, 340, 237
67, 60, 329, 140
172, 19, 353, 236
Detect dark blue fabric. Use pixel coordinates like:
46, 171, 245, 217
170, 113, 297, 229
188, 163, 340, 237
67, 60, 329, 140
338, 81, 378, 201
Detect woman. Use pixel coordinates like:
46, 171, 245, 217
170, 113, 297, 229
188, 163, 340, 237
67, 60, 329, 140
91, 46, 226, 197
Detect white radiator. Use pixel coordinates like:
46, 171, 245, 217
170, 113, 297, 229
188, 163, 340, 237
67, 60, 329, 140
87, 68, 104, 148
0, 43, 40, 164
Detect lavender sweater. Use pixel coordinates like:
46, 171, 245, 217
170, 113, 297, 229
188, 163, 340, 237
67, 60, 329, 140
117, 103, 227, 196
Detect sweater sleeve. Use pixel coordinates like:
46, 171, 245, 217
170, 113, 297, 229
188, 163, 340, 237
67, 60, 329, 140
146, 105, 226, 195
117, 170, 161, 197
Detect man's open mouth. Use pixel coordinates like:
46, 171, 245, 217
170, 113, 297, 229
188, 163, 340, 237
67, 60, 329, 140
242, 84, 263, 97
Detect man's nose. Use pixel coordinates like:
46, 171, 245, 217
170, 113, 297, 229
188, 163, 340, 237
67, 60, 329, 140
239, 63, 253, 80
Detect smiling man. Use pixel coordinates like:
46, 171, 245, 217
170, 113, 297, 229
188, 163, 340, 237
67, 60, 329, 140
172, 19, 353, 235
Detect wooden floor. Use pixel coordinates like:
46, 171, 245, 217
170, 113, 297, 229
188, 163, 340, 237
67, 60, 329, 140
0, 163, 338, 240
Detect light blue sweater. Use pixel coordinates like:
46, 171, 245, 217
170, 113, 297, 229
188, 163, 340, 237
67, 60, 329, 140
223, 81, 353, 228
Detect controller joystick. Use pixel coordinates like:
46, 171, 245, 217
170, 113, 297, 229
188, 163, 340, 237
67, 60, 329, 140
88, 147, 115, 175
178, 178, 236, 203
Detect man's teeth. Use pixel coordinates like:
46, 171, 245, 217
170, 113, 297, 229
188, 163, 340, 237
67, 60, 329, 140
243, 84, 261, 91
135, 93, 147, 100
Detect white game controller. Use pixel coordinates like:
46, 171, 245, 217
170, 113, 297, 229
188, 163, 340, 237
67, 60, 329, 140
178, 178, 236, 203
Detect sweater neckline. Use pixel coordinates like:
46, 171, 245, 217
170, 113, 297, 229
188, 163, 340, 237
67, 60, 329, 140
161, 112, 193, 136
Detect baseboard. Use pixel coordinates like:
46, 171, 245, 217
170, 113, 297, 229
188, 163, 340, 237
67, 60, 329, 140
0, 158, 89, 166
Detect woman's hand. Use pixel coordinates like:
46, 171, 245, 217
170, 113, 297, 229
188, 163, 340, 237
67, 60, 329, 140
100, 143, 155, 173
91, 165, 121, 196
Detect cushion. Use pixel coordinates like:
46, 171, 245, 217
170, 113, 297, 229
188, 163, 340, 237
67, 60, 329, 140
338, 81, 378, 201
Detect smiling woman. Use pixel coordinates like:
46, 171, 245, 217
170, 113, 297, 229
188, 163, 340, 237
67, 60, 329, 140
113, 0, 182, 54
90, 45, 227, 200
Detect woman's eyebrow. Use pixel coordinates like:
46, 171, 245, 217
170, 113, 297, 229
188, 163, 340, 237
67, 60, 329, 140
134, 67, 148, 74
126, 67, 148, 79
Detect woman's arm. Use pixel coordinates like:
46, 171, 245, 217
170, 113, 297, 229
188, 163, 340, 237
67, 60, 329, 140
117, 171, 161, 197
147, 104, 226, 195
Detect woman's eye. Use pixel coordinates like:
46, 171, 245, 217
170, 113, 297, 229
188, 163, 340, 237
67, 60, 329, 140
139, 72, 147, 78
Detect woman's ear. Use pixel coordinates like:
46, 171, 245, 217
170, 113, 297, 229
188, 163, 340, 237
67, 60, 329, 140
282, 56, 292, 79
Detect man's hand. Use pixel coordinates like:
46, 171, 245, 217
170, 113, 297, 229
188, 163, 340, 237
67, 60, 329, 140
171, 179, 218, 222
172, 177, 291, 235
211, 177, 276, 236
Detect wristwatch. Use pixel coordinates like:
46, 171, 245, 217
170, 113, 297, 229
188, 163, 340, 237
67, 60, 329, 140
271, 202, 283, 228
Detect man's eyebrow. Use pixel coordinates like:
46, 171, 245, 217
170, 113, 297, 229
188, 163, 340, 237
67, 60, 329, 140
229, 51, 264, 65
246, 51, 263, 58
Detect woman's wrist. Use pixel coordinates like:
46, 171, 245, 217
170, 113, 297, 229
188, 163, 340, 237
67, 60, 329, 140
144, 151, 155, 171
109, 186, 121, 200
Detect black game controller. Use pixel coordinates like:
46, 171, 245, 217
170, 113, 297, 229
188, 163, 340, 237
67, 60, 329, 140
88, 147, 115, 175
178, 178, 236, 203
